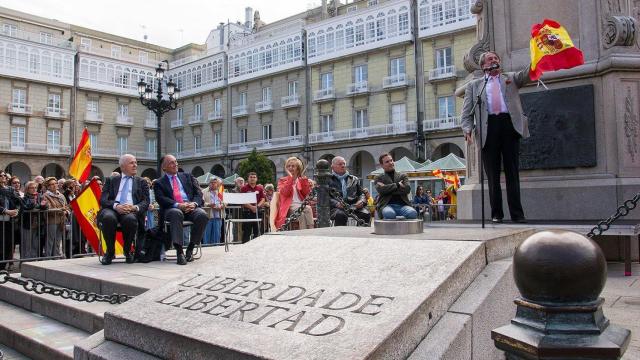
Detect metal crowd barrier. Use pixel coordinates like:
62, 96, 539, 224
413, 203, 457, 221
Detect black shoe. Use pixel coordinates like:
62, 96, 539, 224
185, 248, 194, 262
491, 218, 503, 224
101, 254, 114, 265
177, 253, 187, 265
125, 253, 135, 264
512, 218, 528, 224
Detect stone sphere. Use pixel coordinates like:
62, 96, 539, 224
316, 159, 330, 171
513, 230, 607, 304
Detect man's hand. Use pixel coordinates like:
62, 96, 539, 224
355, 201, 364, 209
115, 204, 129, 215
464, 132, 473, 144
5, 209, 18, 217
336, 202, 344, 209
376, 182, 385, 187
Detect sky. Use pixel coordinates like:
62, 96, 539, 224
0, 0, 318, 48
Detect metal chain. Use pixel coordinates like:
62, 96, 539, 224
586, 191, 639, 238
0, 270, 133, 304
280, 188, 318, 231
327, 188, 368, 227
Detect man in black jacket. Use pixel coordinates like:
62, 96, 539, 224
99, 154, 149, 265
153, 155, 208, 265
0, 172, 19, 270
374, 153, 418, 220
328, 156, 370, 226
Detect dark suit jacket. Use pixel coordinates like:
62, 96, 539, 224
374, 171, 412, 216
153, 172, 203, 223
328, 174, 365, 208
100, 175, 150, 216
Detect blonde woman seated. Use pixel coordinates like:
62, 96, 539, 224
202, 177, 225, 244
270, 157, 313, 231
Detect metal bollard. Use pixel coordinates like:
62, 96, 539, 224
314, 159, 331, 228
492, 230, 631, 359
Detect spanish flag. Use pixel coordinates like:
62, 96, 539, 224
69, 128, 92, 183
432, 168, 461, 190
529, 19, 584, 81
70, 179, 125, 255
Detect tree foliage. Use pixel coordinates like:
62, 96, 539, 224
237, 148, 275, 185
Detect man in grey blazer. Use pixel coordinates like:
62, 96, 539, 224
461, 51, 530, 223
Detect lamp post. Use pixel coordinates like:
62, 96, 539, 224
137, 61, 181, 178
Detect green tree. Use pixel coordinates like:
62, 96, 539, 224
237, 148, 275, 185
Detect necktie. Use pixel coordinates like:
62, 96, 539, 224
118, 176, 130, 204
491, 76, 502, 114
171, 175, 184, 203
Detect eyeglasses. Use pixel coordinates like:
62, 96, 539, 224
11, 181, 20, 185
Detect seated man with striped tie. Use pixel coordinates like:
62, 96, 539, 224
153, 154, 208, 265
99, 154, 149, 265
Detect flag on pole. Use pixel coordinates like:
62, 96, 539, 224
69, 179, 125, 255
431, 168, 461, 190
69, 128, 92, 183
529, 19, 584, 81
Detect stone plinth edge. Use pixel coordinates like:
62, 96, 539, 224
374, 219, 424, 235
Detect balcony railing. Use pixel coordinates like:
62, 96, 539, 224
92, 148, 155, 159
232, 105, 249, 118
171, 119, 185, 128
423, 116, 462, 131
314, 88, 335, 102
188, 115, 203, 125
44, 107, 68, 119
0, 141, 71, 155
309, 123, 416, 144
84, 111, 104, 123
255, 101, 273, 113
7, 103, 33, 115
428, 66, 457, 82
176, 146, 224, 159
208, 111, 223, 122
228, 135, 304, 153
383, 73, 408, 89
115, 115, 134, 127
281, 94, 301, 108
0, 28, 74, 49
346, 81, 369, 96
144, 117, 157, 129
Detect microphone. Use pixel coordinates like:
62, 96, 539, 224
483, 63, 500, 72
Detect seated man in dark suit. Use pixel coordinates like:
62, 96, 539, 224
153, 154, 208, 265
328, 156, 370, 226
99, 154, 149, 265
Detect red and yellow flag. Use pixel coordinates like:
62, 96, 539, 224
69, 128, 92, 183
529, 19, 584, 81
432, 168, 461, 190
70, 179, 125, 255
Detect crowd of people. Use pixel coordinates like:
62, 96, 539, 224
0, 152, 457, 269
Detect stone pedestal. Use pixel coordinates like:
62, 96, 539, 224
374, 219, 423, 235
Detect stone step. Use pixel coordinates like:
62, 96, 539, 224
0, 301, 90, 360
0, 275, 117, 333
0, 342, 31, 360
74, 330, 160, 360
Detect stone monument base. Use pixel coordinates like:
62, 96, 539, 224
374, 219, 423, 235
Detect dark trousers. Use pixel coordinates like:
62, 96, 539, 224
242, 210, 260, 243
165, 207, 208, 248
0, 221, 15, 270
331, 207, 371, 226
482, 113, 525, 220
100, 208, 139, 256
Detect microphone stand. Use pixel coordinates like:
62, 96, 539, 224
469, 73, 490, 228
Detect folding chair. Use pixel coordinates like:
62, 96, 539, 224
223, 192, 262, 252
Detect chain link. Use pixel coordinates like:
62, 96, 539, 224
586, 191, 639, 238
0, 270, 133, 304
326, 188, 368, 227
280, 188, 318, 231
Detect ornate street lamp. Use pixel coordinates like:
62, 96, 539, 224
137, 61, 181, 178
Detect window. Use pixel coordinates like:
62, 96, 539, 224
80, 38, 91, 51
194, 135, 201, 153
438, 96, 455, 118
111, 45, 121, 58
175, 137, 183, 153
390, 57, 406, 76
262, 87, 272, 102
48, 94, 61, 112
289, 120, 299, 137
240, 92, 247, 106
47, 129, 61, 151
39, 32, 53, 45
11, 126, 25, 149
368, 0, 378, 5
214, 97, 222, 115
355, 21, 365, 46
239, 128, 248, 143
87, 99, 99, 113
320, 115, 334, 133
354, 64, 368, 83
116, 136, 128, 155
321, 72, 333, 90
194, 103, 202, 119
391, 103, 407, 123
177, 107, 183, 121
288, 81, 298, 96
436, 47, 453, 68
399, 10, 410, 34
139, 51, 148, 64
29, 52, 39, 73
347, 5, 358, 13
213, 131, 221, 150
262, 125, 272, 141
89, 133, 98, 149
354, 109, 368, 128
3, 24, 17, 37
145, 137, 156, 154
12, 88, 26, 107
118, 103, 128, 117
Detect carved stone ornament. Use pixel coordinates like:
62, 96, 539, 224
603, 16, 637, 48
464, 0, 490, 73
624, 87, 639, 163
